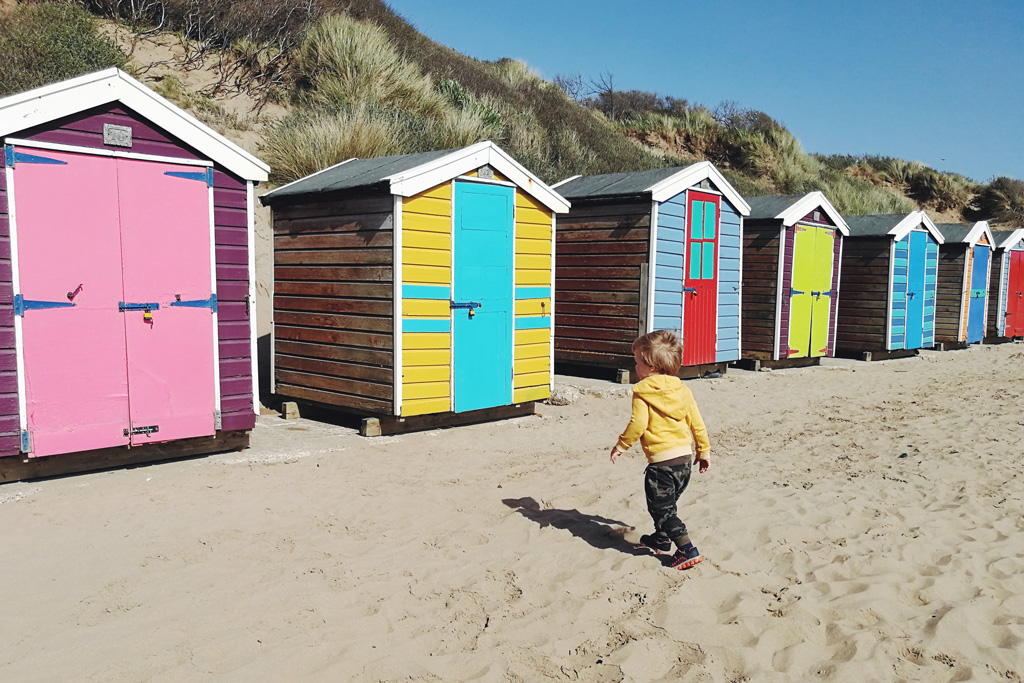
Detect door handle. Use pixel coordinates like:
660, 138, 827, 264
451, 300, 482, 318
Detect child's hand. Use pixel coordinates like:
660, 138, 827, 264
695, 454, 710, 473
609, 447, 621, 464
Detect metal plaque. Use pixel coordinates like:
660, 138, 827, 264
103, 123, 133, 148
477, 164, 494, 180
124, 425, 159, 436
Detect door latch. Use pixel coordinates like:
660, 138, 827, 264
450, 300, 482, 318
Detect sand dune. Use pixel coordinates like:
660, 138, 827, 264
1, 344, 1022, 681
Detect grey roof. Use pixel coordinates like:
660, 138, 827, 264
991, 230, 1015, 247
261, 148, 456, 203
745, 195, 808, 220
555, 164, 698, 199
934, 222, 972, 243
843, 214, 910, 237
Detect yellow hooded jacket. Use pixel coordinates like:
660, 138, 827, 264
615, 374, 711, 463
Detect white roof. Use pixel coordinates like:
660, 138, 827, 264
646, 161, 751, 215
890, 211, 945, 243
387, 141, 570, 213
772, 191, 850, 235
0, 68, 268, 182
997, 228, 1024, 250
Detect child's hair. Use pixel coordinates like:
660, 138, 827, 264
632, 330, 683, 375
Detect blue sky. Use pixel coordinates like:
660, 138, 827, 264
386, 0, 1024, 183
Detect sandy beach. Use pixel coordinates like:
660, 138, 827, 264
1, 343, 1022, 682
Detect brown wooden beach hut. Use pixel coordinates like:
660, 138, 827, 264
835, 212, 943, 360
740, 192, 850, 369
552, 162, 750, 380
260, 141, 569, 435
933, 221, 996, 348
987, 228, 1024, 342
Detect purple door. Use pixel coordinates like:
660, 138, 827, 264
12, 147, 131, 457
117, 159, 217, 445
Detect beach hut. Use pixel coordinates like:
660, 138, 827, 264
835, 212, 944, 360
259, 141, 569, 435
988, 228, 1024, 341
552, 162, 750, 380
740, 192, 850, 369
0, 68, 269, 480
933, 221, 996, 348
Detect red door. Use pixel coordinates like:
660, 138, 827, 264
682, 191, 720, 366
1007, 251, 1024, 337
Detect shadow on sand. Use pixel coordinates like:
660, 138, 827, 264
502, 496, 652, 558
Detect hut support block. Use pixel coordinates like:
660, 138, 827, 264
280, 402, 300, 420
733, 357, 821, 371
0, 431, 250, 484
615, 369, 631, 384
360, 403, 537, 437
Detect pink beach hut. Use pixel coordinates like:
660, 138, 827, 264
0, 69, 269, 480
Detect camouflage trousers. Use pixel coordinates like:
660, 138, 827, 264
644, 461, 692, 541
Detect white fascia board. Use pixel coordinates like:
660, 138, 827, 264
648, 161, 752, 215
387, 141, 571, 214
776, 191, 850, 236
890, 211, 944, 244
551, 174, 581, 189
0, 69, 269, 182
965, 221, 996, 249
997, 228, 1024, 250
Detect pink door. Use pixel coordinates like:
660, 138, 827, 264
13, 147, 131, 457
117, 159, 216, 445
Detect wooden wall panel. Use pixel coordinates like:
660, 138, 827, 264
934, 246, 966, 342
835, 237, 890, 352
740, 223, 781, 360
0, 149, 16, 456
273, 193, 394, 413
513, 190, 553, 403
554, 199, 650, 368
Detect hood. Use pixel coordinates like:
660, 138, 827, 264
632, 374, 693, 419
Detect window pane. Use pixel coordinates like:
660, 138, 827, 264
688, 241, 702, 280
702, 242, 715, 279
690, 201, 704, 240
703, 202, 717, 239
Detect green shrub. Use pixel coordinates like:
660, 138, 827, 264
0, 2, 127, 98
292, 13, 444, 115
973, 177, 1024, 226
261, 106, 411, 184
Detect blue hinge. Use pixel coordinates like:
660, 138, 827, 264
170, 294, 217, 312
791, 289, 805, 296
165, 168, 213, 186
5, 149, 68, 167
14, 294, 76, 316
119, 301, 160, 312
20, 430, 30, 453
683, 286, 697, 293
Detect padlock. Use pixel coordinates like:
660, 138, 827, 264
144, 309, 153, 323
468, 308, 475, 318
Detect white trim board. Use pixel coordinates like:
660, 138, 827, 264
647, 161, 751, 216
0, 68, 268, 181
889, 211, 944, 243
997, 228, 1024, 251
387, 141, 570, 215
770, 191, 850, 236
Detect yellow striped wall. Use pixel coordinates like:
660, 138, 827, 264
401, 183, 452, 416
513, 189, 554, 403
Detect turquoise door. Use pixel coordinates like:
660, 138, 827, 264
966, 246, 989, 342
452, 182, 514, 413
905, 231, 926, 348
